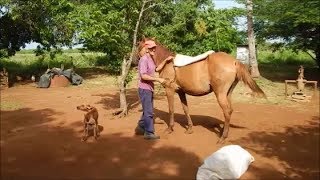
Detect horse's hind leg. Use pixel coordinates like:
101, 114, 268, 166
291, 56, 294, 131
178, 91, 194, 134
227, 80, 238, 110
217, 80, 238, 143
216, 92, 233, 144
164, 87, 175, 134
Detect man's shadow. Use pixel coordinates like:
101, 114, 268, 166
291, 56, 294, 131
154, 108, 245, 137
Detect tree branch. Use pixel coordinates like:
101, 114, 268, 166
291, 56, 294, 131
305, 50, 316, 61
143, 3, 163, 12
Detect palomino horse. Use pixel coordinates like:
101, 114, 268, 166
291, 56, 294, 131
137, 38, 266, 143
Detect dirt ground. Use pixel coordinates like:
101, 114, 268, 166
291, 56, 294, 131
1, 77, 319, 180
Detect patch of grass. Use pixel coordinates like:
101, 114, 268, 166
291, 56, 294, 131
0, 51, 106, 83
0, 100, 23, 110
74, 74, 118, 89
231, 76, 319, 107
258, 48, 316, 66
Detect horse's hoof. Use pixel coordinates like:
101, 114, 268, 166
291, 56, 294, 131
81, 137, 87, 142
164, 128, 173, 134
184, 128, 193, 134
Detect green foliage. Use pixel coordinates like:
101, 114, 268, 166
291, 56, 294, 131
0, 13, 33, 57
258, 48, 315, 66
125, 69, 135, 86
247, 0, 320, 66
2, 0, 246, 78
0, 0, 76, 56
142, 1, 244, 55
70, 0, 142, 65
0, 51, 105, 80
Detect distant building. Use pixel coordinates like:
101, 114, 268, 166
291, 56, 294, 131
236, 45, 249, 65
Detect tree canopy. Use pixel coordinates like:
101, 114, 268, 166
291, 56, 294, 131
1, 0, 244, 62
1, 0, 76, 58
142, 0, 244, 55
248, 0, 320, 66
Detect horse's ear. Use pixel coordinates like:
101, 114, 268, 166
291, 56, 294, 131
141, 35, 146, 42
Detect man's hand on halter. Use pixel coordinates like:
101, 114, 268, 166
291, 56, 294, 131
165, 56, 174, 62
155, 55, 175, 72
156, 77, 170, 87
141, 74, 167, 85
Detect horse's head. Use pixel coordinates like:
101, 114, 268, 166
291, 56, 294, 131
136, 37, 174, 66
137, 37, 156, 58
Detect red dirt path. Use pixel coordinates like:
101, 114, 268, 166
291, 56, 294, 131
1, 83, 319, 179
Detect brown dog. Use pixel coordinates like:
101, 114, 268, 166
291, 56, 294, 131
76, 104, 99, 141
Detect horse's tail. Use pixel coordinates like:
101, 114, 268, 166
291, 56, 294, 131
236, 61, 266, 98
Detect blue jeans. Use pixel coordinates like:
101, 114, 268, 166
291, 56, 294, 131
138, 88, 154, 134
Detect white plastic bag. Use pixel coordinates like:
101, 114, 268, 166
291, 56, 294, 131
196, 145, 254, 180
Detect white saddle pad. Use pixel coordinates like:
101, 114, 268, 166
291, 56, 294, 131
173, 50, 215, 67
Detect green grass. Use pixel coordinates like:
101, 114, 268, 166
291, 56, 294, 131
0, 51, 107, 82
257, 48, 316, 66
0, 100, 23, 111
1, 48, 318, 107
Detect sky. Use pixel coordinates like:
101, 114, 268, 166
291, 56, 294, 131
214, 0, 243, 9
24, 0, 243, 50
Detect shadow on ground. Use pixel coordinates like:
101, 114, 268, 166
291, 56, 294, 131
95, 88, 165, 112
231, 117, 319, 179
1, 108, 202, 179
154, 108, 246, 137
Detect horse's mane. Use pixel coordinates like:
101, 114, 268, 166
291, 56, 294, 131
146, 38, 176, 66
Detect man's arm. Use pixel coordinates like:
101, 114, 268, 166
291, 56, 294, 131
155, 56, 174, 72
141, 74, 164, 83
139, 58, 165, 83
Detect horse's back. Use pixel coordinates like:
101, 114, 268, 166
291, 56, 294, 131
165, 52, 238, 96
175, 59, 212, 95
207, 52, 238, 91
208, 52, 237, 68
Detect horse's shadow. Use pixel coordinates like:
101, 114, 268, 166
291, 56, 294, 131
154, 108, 246, 137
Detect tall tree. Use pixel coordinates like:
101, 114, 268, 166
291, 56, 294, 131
116, 0, 162, 116
143, 0, 243, 55
0, 0, 76, 57
246, 0, 260, 77
71, 0, 165, 116
0, 13, 33, 57
252, 0, 320, 66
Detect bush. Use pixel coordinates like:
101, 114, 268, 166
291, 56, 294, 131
257, 48, 315, 66
0, 50, 106, 81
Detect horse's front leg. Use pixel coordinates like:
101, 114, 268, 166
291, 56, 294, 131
178, 91, 193, 134
164, 87, 175, 134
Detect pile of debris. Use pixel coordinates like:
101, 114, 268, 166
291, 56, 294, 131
38, 66, 83, 88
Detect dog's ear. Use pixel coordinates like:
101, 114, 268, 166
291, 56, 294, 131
86, 105, 93, 110
77, 104, 84, 109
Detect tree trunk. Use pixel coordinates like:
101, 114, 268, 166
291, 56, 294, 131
316, 50, 320, 68
114, 0, 149, 117
246, 0, 260, 78
306, 49, 320, 68
114, 57, 129, 116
